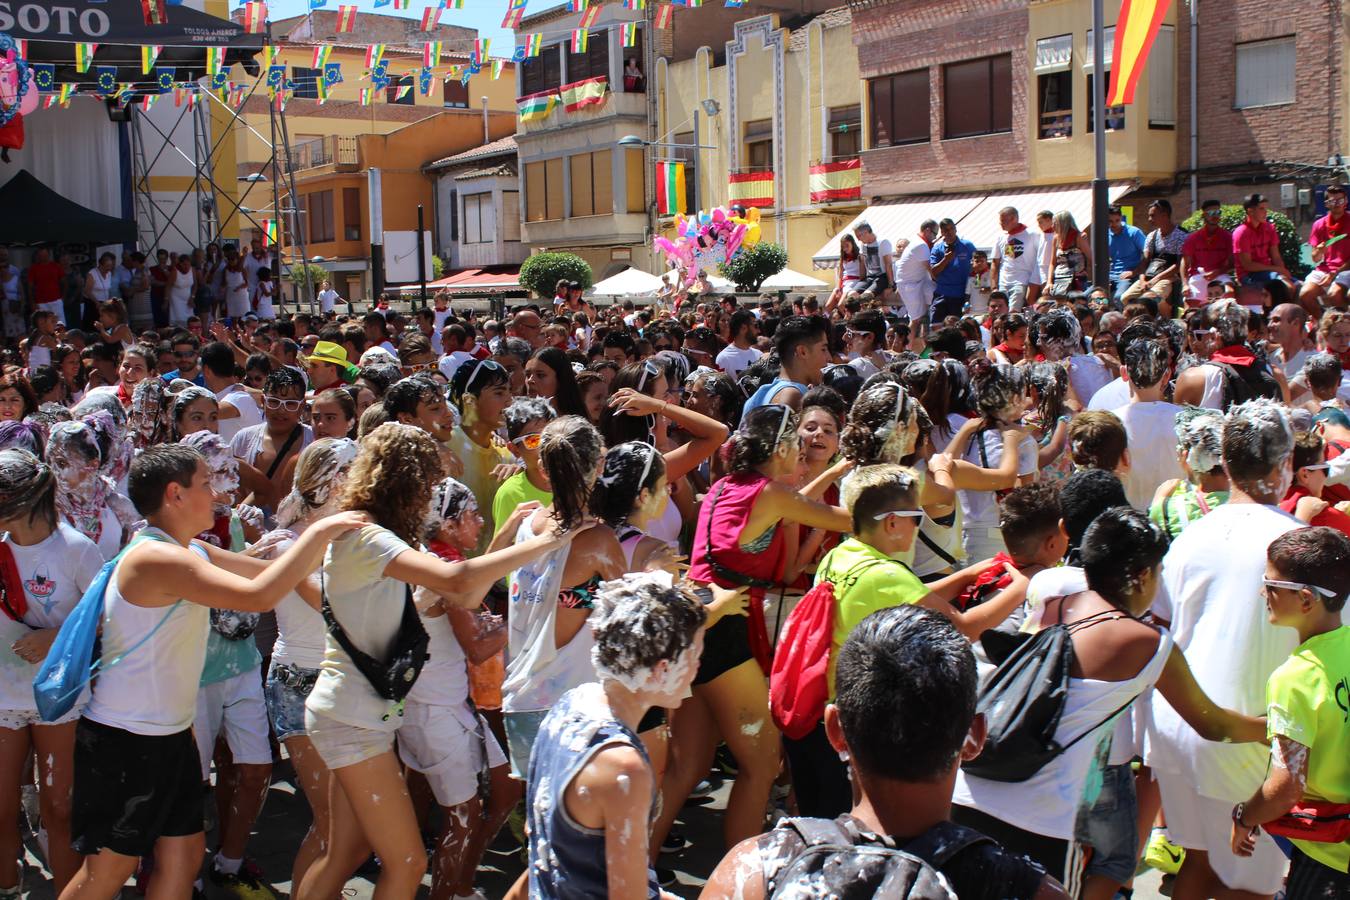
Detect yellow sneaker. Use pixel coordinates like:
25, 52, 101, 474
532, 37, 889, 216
1144, 828, 1185, 875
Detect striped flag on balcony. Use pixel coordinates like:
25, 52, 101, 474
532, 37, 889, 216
808, 158, 861, 204
728, 171, 774, 208
570, 29, 588, 53
578, 5, 601, 28
654, 4, 673, 28
492, 59, 505, 79
336, 5, 358, 32
561, 76, 607, 111
657, 161, 686, 216
517, 91, 558, 122
420, 6, 442, 30
243, 2, 267, 33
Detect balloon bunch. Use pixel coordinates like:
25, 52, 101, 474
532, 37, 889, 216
0, 34, 35, 160
653, 205, 763, 286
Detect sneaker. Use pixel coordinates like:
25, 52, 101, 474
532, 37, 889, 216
656, 866, 678, 888
1144, 829, 1185, 875
688, 779, 715, 799
208, 860, 278, 900
660, 829, 690, 855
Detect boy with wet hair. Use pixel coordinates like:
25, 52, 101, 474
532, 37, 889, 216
1230, 527, 1350, 896
1067, 410, 1130, 477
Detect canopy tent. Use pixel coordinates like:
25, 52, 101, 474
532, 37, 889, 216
662, 269, 735, 293
588, 267, 665, 298
13, 1, 264, 96
759, 268, 830, 291
0, 169, 135, 245
810, 181, 1138, 267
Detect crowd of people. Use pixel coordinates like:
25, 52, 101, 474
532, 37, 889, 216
0, 189, 1345, 900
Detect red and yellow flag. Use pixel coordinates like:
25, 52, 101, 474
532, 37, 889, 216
336, 5, 358, 33
243, 2, 268, 34
1107, 0, 1172, 106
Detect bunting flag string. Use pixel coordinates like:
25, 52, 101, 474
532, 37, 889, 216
568, 0, 588, 10
364, 44, 386, 69
206, 46, 225, 78
262, 45, 279, 69
395, 83, 413, 100
473, 38, 491, 64
141, 45, 162, 75
444, 0, 466, 8
325, 62, 344, 86
654, 4, 673, 28
623, 0, 645, 8
74, 43, 97, 73
312, 44, 332, 69
570, 29, 587, 53
524, 33, 543, 57
359, 87, 373, 105
141, 0, 167, 26
336, 5, 358, 32
243, 2, 268, 33
502, 8, 523, 28
510, 0, 529, 8
418, 66, 433, 94
94, 66, 117, 96
392, 0, 410, 8
491, 59, 504, 79
420, 6, 442, 30
31, 64, 53, 92
578, 4, 601, 29
424, 41, 442, 67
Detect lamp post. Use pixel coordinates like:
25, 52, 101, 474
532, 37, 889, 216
618, 128, 718, 214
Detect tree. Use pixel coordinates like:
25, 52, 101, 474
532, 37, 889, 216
721, 242, 788, 292
432, 254, 445, 281
1180, 204, 1308, 279
519, 252, 592, 298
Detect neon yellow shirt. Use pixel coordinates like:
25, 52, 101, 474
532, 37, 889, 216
448, 427, 513, 557
815, 537, 927, 699
1265, 625, 1350, 873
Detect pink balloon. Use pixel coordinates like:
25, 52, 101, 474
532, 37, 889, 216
18, 70, 36, 116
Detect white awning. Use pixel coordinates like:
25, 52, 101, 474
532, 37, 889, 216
811, 181, 1137, 268
588, 267, 665, 297
1035, 34, 1073, 74
1084, 26, 1116, 69
759, 268, 831, 291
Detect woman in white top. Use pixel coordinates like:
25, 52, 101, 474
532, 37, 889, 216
223, 258, 250, 319
83, 252, 115, 305
951, 509, 1266, 897
248, 438, 357, 894
296, 423, 572, 900
166, 256, 195, 327
0, 451, 106, 895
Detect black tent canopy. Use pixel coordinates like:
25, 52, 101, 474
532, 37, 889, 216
0, 170, 136, 245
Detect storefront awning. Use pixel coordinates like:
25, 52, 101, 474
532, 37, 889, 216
811, 181, 1136, 269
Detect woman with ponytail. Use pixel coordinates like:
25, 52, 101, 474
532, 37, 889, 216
0, 449, 106, 894
653, 404, 853, 854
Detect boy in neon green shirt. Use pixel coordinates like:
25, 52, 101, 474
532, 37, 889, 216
1230, 526, 1350, 893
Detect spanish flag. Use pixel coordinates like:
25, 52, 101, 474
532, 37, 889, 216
1108, 0, 1172, 106
336, 5, 357, 33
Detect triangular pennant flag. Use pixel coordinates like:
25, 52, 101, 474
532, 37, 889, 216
141, 44, 162, 74
365, 44, 386, 70
570, 29, 588, 53
336, 5, 358, 32
359, 87, 373, 105
141, 0, 167, 26
578, 4, 601, 28
392, 0, 410, 8
262, 45, 278, 69
206, 46, 225, 77
140, 94, 156, 112
420, 6, 442, 30
423, 41, 442, 67
622, 22, 637, 47
312, 44, 332, 70
502, 8, 523, 28
74, 43, 97, 73
58, 83, 74, 105
654, 4, 673, 28
243, 2, 268, 34
325, 62, 343, 86
31, 64, 54, 92
492, 59, 504, 79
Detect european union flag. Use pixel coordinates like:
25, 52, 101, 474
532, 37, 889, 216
156, 67, 175, 93
324, 62, 343, 86
418, 66, 432, 95
266, 64, 285, 89
209, 72, 227, 92
95, 66, 117, 94
512, 46, 527, 63
31, 64, 54, 92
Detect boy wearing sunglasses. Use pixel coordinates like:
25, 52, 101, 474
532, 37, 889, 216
1229, 527, 1350, 896
492, 398, 556, 535
1279, 431, 1350, 536
229, 367, 313, 513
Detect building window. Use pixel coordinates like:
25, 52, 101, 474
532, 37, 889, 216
672, 133, 696, 214
502, 190, 522, 241
621, 29, 645, 93
828, 105, 861, 159
1086, 72, 1125, 132
342, 188, 361, 241
1235, 36, 1295, 109
567, 29, 611, 83
521, 45, 562, 95
1037, 71, 1072, 139
867, 70, 929, 148
463, 193, 490, 244
444, 77, 469, 109
449, 189, 458, 241
624, 148, 645, 214
943, 55, 1012, 139
525, 158, 564, 222
290, 66, 321, 100
569, 150, 613, 217
386, 74, 415, 106
307, 190, 335, 244
744, 119, 773, 171
1148, 25, 1176, 128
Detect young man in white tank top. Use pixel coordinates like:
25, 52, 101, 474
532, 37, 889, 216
63, 445, 362, 900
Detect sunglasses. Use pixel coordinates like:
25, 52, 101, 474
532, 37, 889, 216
263, 395, 305, 412
873, 509, 925, 522
175, 350, 197, 359
1262, 578, 1337, 598
510, 432, 544, 451
636, 359, 662, 393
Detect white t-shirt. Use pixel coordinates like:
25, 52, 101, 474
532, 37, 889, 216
230, 422, 314, 468
242, 252, 268, 291
406, 587, 469, 709
715, 344, 762, 379
895, 239, 934, 287
859, 238, 894, 277
958, 428, 1039, 527
1270, 346, 1311, 381
1112, 400, 1185, 510
437, 350, 475, 382
1146, 503, 1301, 801
994, 229, 1044, 289
224, 269, 250, 318
0, 525, 105, 712
1088, 377, 1130, 411
257, 532, 326, 670
215, 383, 263, 444
305, 525, 414, 731
1067, 355, 1113, 408
317, 289, 340, 315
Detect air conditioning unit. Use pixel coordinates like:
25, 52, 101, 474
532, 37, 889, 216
1299, 188, 1312, 207
1280, 183, 1297, 208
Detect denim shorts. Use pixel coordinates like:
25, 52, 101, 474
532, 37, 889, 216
264, 662, 319, 742
503, 709, 550, 780
1075, 762, 1139, 883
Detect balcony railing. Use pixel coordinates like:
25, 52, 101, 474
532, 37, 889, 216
288, 136, 360, 172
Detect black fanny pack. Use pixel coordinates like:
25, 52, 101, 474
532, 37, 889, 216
320, 571, 429, 702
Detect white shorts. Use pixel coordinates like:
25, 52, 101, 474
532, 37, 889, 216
0, 705, 81, 730
897, 281, 935, 320
397, 701, 506, 808
1305, 268, 1350, 289
194, 670, 273, 780
1154, 770, 1288, 894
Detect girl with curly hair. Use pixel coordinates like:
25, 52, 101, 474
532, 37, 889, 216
297, 423, 575, 900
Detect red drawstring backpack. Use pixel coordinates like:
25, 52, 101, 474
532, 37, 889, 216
770, 558, 887, 739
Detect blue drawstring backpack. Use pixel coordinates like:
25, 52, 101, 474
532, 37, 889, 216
33, 532, 180, 722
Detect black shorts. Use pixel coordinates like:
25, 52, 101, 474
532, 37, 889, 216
692, 588, 755, 686
71, 717, 204, 857
1286, 845, 1350, 898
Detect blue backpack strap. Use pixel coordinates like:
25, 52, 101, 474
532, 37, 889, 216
93, 531, 198, 673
